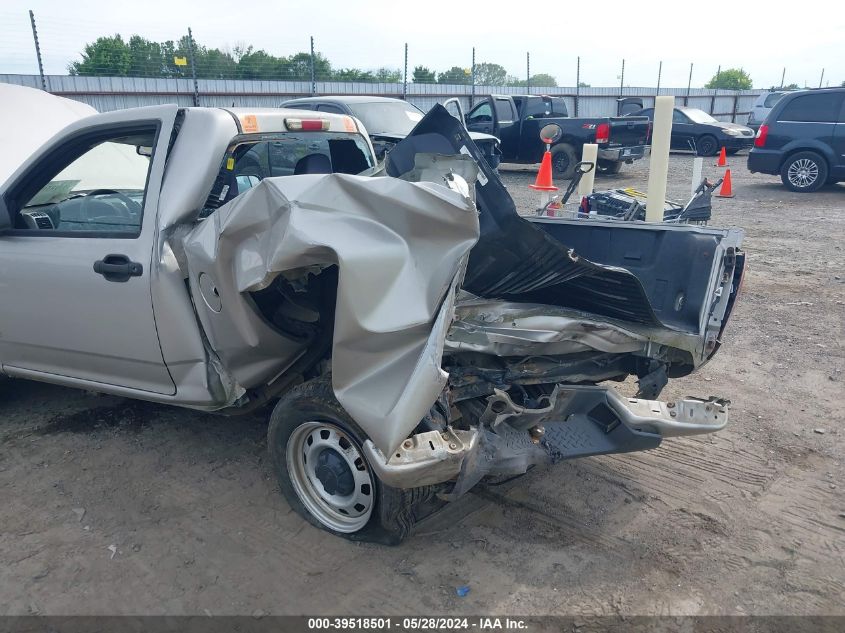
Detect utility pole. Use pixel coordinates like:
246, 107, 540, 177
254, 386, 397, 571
29, 10, 46, 91
619, 59, 625, 97
575, 56, 581, 117
402, 43, 408, 101
526, 52, 530, 94
685, 62, 693, 105
656, 60, 662, 95
710, 65, 720, 115
310, 36, 316, 96
470, 47, 476, 108
819, 68, 825, 88
187, 28, 200, 106
780, 67, 786, 89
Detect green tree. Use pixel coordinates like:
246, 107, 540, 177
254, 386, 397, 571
578, 81, 590, 88
375, 67, 402, 83
529, 73, 557, 87
510, 72, 558, 87
474, 62, 508, 86
412, 65, 436, 83
438, 66, 471, 84
781, 83, 799, 90
705, 68, 752, 90
69, 35, 132, 76
236, 48, 283, 80
282, 51, 332, 81
333, 68, 376, 82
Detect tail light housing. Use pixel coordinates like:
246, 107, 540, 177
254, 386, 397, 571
754, 124, 768, 148
595, 122, 610, 144
285, 118, 330, 131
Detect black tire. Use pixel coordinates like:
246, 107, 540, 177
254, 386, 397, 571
780, 151, 828, 193
550, 143, 577, 179
696, 135, 719, 157
596, 159, 623, 175
267, 376, 441, 544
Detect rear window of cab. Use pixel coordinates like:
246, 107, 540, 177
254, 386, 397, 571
202, 132, 374, 216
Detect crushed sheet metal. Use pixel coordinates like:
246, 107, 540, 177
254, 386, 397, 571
447, 296, 648, 357
183, 173, 479, 456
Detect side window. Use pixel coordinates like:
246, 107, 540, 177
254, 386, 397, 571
13, 127, 156, 236
778, 94, 843, 123
672, 110, 689, 124
550, 98, 568, 117
493, 98, 515, 122
639, 109, 655, 120
316, 104, 345, 114
524, 99, 550, 119
467, 102, 492, 124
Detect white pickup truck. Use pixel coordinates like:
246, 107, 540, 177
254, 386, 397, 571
0, 85, 745, 543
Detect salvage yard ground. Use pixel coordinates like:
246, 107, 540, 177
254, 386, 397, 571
1, 154, 843, 616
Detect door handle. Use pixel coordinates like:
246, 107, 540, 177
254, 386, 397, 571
93, 254, 143, 282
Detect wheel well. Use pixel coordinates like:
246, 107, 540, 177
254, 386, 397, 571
779, 147, 829, 173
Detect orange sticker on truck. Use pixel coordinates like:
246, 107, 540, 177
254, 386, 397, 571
241, 114, 259, 133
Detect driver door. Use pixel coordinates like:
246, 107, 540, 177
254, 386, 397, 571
671, 109, 695, 151
0, 106, 179, 395
465, 99, 495, 135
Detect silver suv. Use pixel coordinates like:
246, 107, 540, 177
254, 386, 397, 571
747, 91, 790, 131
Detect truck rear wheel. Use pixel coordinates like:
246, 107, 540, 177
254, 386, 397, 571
267, 376, 441, 544
550, 143, 577, 179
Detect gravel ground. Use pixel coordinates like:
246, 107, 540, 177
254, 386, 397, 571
1, 153, 843, 617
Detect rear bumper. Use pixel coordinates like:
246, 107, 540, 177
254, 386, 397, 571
598, 144, 647, 163
364, 385, 729, 492
747, 148, 781, 174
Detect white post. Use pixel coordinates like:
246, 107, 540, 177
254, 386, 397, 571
578, 143, 598, 198
691, 156, 703, 196
646, 95, 674, 222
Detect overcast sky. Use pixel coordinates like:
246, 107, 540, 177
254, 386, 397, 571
2, 0, 843, 89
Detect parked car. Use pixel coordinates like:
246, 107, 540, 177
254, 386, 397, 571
629, 106, 755, 156
746, 90, 791, 132
280, 95, 502, 169
748, 88, 845, 192
0, 87, 745, 543
449, 94, 650, 178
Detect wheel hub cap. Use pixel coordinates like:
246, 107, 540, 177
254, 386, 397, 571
788, 159, 818, 187
314, 448, 354, 496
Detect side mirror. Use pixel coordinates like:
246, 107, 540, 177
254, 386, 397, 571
539, 123, 562, 145
136, 145, 153, 157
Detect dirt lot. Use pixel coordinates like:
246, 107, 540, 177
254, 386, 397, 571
1, 153, 843, 617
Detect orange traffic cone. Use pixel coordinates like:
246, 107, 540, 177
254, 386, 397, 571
715, 147, 728, 167
529, 150, 558, 192
715, 169, 734, 198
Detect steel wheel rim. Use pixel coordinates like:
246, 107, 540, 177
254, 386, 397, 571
286, 421, 374, 533
699, 139, 715, 156
788, 159, 818, 188
553, 153, 570, 173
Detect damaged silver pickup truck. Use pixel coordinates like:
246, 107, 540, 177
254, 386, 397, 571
0, 86, 744, 543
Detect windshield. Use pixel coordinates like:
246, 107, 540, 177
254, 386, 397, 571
347, 102, 424, 136
683, 108, 719, 124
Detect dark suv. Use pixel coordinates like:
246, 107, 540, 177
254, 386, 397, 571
748, 88, 845, 192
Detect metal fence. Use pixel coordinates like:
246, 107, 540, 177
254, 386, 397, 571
1, 74, 763, 124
